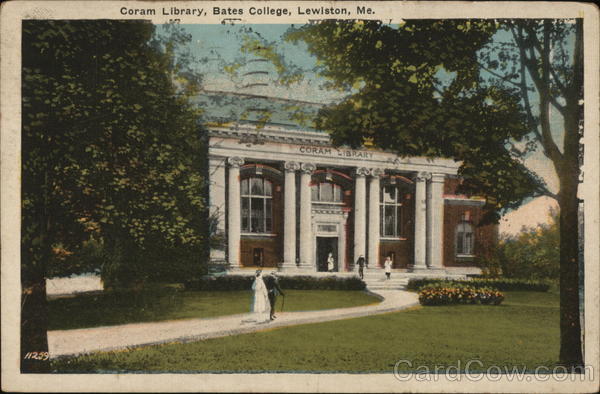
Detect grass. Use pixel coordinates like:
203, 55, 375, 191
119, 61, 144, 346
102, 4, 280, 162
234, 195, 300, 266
51, 290, 559, 373
48, 289, 381, 330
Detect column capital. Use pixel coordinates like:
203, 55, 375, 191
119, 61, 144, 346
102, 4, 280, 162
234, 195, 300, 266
355, 167, 370, 177
300, 162, 316, 174
227, 156, 245, 168
370, 168, 385, 177
284, 161, 301, 172
430, 173, 446, 183
415, 171, 432, 182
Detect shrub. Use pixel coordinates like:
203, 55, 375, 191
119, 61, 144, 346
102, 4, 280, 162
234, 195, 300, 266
279, 275, 366, 290
101, 238, 207, 290
418, 283, 504, 306
185, 275, 366, 291
406, 278, 550, 292
481, 208, 559, 280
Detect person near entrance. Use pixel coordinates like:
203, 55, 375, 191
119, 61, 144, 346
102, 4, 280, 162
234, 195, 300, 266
327, 252, 335, 272
384, 256, 393, 280
317, 237, 338, 272
264, 272, 285, 320
356, 254, 366, 279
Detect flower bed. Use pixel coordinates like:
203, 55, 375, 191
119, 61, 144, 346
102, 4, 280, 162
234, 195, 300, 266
418, 283, 504, 306
407, 278, 550, 292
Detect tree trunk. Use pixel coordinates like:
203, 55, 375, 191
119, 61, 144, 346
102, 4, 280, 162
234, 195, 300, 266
557, 18, 584, 368
557, 166, 583, 369
21, 168, 52, 372
20, 278, 50, 373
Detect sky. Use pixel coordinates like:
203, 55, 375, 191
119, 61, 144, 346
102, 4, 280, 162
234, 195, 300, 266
166, 23, 566, 224
174, 24, 347, 104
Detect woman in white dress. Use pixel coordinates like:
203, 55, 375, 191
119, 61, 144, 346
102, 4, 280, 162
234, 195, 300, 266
384, 256, 392, 280
327, 252, 335, 272
251, 270, 270, 323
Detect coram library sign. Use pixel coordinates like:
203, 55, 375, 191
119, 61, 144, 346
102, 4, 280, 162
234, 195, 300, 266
298, 145, 375, 160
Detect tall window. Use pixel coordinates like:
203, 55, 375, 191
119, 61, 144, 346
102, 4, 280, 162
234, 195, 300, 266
380, 184, 409, 237
456, 222, 474, 255
311, 182, 343, 202
241, 177, 272, 233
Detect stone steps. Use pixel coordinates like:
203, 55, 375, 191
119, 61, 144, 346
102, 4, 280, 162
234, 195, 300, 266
363, 274, 409, 290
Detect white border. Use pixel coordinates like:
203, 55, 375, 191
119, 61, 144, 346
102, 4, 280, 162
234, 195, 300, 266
1, 2, 599, 392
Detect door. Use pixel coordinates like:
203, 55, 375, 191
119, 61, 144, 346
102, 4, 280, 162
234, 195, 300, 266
252, 248, 264, 267
316, 237, 338, 272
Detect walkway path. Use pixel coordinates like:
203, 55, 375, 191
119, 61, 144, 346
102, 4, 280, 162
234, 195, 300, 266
48, 290, 419, 358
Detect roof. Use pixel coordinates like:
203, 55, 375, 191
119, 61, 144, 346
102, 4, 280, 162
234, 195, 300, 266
192, 90, 324, 132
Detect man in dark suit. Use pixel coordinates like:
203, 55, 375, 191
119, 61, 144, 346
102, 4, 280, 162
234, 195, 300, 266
356, 254, 366, 279
264, 272, 285, 320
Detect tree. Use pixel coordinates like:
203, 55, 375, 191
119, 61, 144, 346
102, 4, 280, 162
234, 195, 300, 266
503, 20, 583, 368
483, 209, 560, 279
21, 20, 206, 372
286, 19, 583, 367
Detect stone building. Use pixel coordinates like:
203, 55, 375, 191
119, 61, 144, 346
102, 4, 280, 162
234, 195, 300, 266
200, 91, 496, 277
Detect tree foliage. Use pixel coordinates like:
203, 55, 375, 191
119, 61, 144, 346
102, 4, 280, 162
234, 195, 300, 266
286, 20, 544, 223
21, 20, 207, 371
22, 20, 207, 280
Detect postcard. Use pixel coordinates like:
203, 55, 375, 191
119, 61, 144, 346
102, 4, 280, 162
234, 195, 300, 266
1, 1, 599, 392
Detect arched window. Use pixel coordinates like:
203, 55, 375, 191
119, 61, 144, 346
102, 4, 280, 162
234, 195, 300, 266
380, 184, 410, 237
456, 221, 474, 256
241, 177, 272, 233
311, 182, 343, 203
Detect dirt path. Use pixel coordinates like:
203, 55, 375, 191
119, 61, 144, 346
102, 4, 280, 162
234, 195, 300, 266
48, 290, 419, 358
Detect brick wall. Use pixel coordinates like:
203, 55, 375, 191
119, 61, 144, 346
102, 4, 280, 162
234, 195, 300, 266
379, 240, 413, 268
443, 177, 497, 267
240, 237, 281, 268
443, 203, 497, 267
444, 176, 462, 195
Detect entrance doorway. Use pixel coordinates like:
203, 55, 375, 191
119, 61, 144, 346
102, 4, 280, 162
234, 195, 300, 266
316, 237, 338, 272
252, 248, 264, 267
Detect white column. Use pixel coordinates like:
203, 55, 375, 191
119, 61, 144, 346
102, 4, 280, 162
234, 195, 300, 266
368, 168, 383, 269
427, 173, 446, 270
209, 156, 226, 264
282, 161, 300, 269
413, 171, 430, 270
299, 163, 316, 269
353, 167, 369, 269
340, 212, 348, 272
227, 157, 244, 269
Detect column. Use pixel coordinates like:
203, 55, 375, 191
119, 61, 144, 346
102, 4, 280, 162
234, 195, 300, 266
353, 167, 369, 269
209, 156, 226, 264
427, 173, 445, 270
227, 157, 244, 269
413, 171, 430, 270
368, 168, 383, 269
299, 163, 316, 269
282, 161, 300, 269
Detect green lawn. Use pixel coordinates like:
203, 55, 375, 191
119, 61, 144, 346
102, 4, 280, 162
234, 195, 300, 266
51, 291, 559, 373
48, 289, 380, 330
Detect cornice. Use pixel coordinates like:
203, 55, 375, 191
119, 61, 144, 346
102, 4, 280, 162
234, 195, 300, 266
208, 124, 330, 146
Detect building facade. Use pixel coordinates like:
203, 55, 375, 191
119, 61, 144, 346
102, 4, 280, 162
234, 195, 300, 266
207, 116, 496, 276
